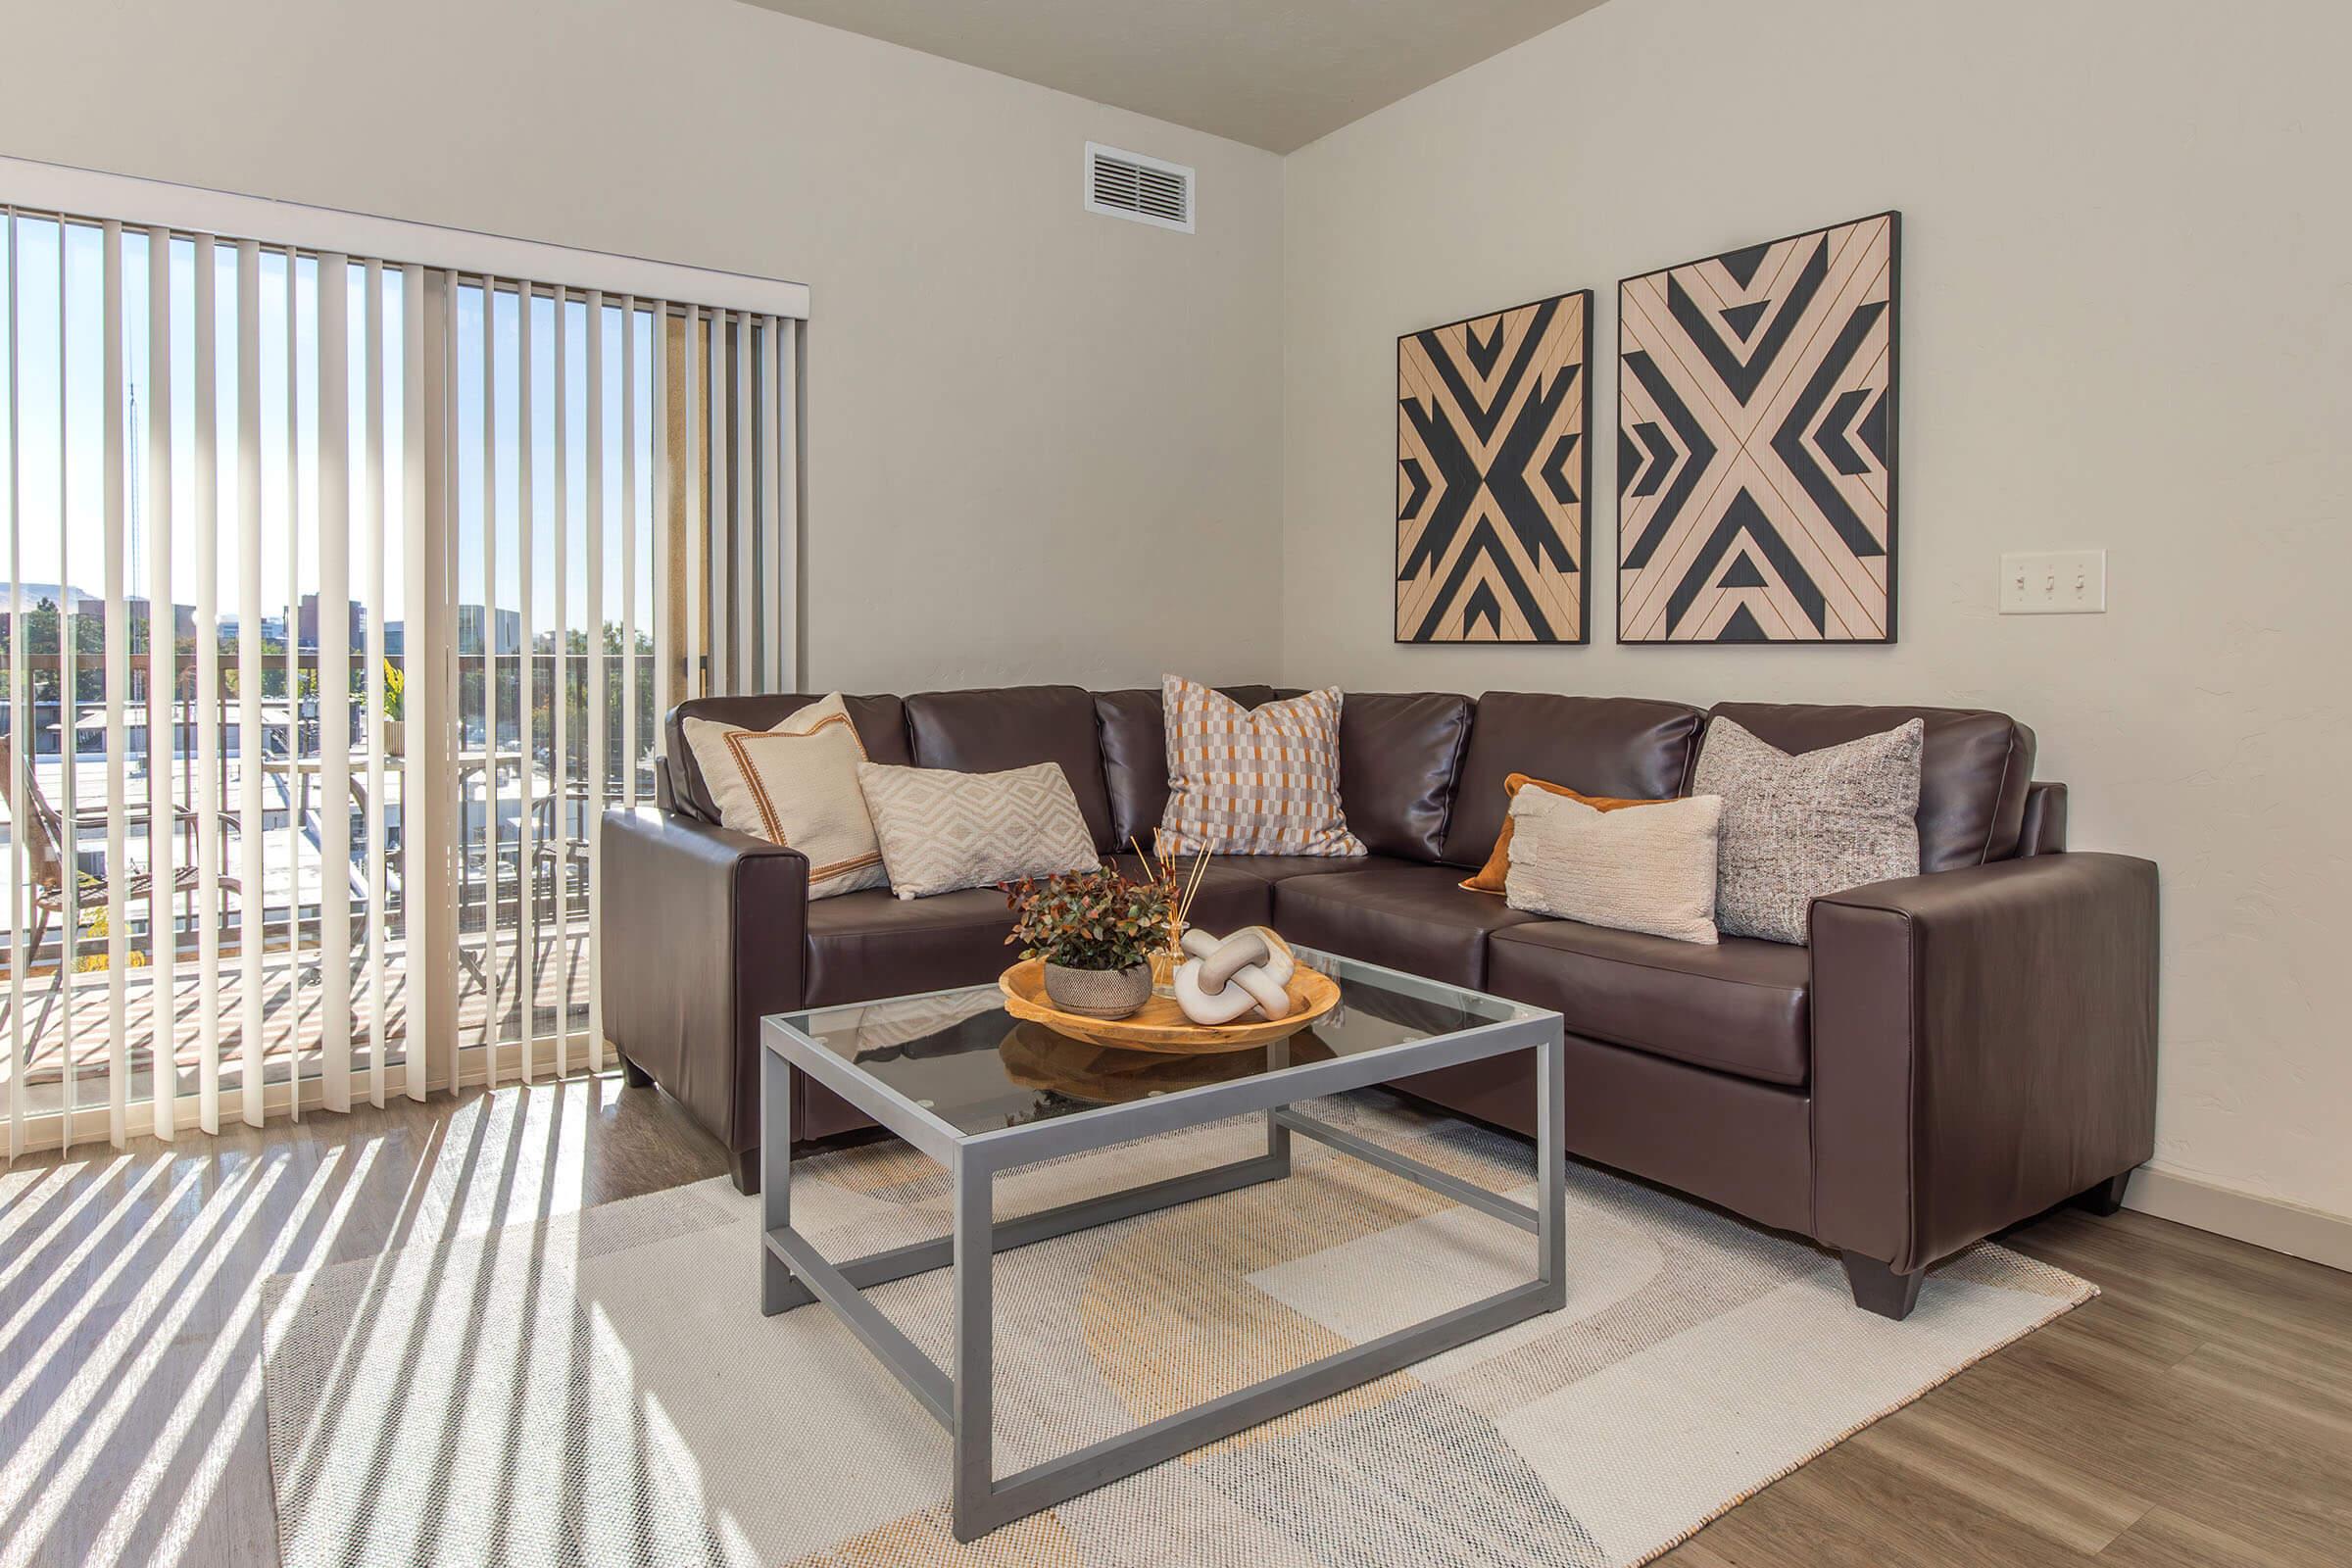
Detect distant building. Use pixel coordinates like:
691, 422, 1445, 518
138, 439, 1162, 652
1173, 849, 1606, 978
299, 593, 368, 650
457, 604, 525, 655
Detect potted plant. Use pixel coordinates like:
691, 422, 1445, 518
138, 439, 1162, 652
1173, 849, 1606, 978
1004, 864, 1171, 1020
381, 660, 406, 757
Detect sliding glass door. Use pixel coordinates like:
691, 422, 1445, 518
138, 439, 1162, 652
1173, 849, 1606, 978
1, 172, 801, 1154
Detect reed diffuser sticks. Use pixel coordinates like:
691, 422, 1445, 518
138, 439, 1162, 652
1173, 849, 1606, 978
1131, 834, 1213, 956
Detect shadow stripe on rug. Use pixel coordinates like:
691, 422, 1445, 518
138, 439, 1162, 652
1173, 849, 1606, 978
261, 1092, 2092, 1568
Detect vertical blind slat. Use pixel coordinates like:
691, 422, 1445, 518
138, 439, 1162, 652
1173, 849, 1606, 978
103, 218, 128, 1149
651, 301, 670, 748
684, 306, 702, 700
235, 239, 265, 1125
515, 284, 536, 1079
478, 274, 498, 1086
53, 220, 73, 1147
584, 290, 606, 1073
732, 315, 753, 692
401, 262, 429, 1102
145, 225, 177, 1141
318, 253, 352, 1115
550, 288, 569, 1081
438, 268, 463, 1096
193, 233, 221, 1135
706, 309, 723, 694
363, 258, 387, 1109
782, 317, 800, 692
282, 246, 302, 1121
621, 296, 637, 816
761, 314, 782, 689
4, 208, 22, 1159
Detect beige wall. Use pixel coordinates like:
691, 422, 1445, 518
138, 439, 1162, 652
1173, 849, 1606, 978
11, 0, 2345, 1236
1281, 0, 2352, 1222
0, 0, 1284, 695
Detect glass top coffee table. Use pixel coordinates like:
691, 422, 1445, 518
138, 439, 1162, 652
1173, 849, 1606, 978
759, 947, 1566, 1543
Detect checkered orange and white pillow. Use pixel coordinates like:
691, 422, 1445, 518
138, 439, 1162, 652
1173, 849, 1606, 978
1156, 674, 1366, 858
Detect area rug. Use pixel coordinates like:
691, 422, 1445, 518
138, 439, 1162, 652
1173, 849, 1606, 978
261, 1092, 2092, 1567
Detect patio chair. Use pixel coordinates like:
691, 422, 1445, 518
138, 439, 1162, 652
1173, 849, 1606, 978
0, 733, 242, 1044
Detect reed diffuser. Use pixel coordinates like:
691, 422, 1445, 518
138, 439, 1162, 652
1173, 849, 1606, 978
1131, 836, 1213, 997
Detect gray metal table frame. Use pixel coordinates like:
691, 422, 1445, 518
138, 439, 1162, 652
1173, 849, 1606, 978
759, 954, 1567, 1544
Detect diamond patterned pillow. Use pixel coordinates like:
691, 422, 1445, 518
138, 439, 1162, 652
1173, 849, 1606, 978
1156, 675, 1365, 858
856, 760, 1100, 900
1691, 716, 1924, 944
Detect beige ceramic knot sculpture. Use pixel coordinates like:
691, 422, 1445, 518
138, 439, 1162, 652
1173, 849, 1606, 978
1172, 926, 1296, 1025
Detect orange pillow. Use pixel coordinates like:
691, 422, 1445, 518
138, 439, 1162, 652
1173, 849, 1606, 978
1459, 773, 1668, 894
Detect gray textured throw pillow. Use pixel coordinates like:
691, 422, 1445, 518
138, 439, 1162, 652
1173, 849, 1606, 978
1690, 717, 1924, 945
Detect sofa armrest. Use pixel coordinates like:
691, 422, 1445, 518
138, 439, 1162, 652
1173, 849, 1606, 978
599, 806, 808, 1153
1809, 852, 2158, 1274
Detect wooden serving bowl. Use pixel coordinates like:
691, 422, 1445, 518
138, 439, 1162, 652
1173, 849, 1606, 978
998, 951, 1342, 1054
997, 1023, 1336, 1103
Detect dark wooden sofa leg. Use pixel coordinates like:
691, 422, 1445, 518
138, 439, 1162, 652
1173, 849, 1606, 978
2070, 1171, 2132, 1217
729, 1149, 761, 1197
617, 1053, 655, 1089
1841, 1252, 1925, 1320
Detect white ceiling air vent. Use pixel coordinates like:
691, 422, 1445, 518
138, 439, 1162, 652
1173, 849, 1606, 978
1084, 142, 1195, 233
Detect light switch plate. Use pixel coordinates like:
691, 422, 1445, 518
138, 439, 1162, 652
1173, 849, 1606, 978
2000, 550, 2106, 614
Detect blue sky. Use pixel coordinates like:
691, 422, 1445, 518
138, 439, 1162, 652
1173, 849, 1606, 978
2, 214, 655, 647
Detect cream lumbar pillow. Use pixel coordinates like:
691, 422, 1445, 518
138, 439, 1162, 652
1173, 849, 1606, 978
1502, 784, 1724, 946
680, 694, 888, 900
1157, 674, 1366, 858
856, 760, 1100, 900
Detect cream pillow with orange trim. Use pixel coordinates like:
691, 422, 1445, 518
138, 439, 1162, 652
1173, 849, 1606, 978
681, 694, 889, 900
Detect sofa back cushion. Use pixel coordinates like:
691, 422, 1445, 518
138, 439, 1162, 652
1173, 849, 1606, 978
665, 693, 909, 823
1438, 693, 1706, 868
1707, 703, 2035, 870
1338, 692, 1474, 861
905, 685, 1118, 852
1095, 685, 1277, 851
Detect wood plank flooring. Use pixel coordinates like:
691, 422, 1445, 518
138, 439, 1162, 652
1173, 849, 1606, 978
1, 1079, 2345, 1567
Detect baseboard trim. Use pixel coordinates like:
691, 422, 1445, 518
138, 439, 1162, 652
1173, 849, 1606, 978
2125, 1165, 2352, 1273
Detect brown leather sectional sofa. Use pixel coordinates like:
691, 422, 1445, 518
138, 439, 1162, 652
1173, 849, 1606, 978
601, 684, 2158, 1319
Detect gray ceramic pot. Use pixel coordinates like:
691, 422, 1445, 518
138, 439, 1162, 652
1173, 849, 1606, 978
1042, 960, 1153, 1020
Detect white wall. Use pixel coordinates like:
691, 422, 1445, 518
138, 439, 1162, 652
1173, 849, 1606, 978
0, 0, 1284, 695
1282, 0, 2352, 1223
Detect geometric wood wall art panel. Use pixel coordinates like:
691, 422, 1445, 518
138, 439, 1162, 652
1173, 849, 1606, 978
1397, 289, 1592, 643
1617, 212, 1899, 643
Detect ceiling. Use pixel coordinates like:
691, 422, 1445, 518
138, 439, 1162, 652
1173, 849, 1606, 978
733, 0, 1615, 153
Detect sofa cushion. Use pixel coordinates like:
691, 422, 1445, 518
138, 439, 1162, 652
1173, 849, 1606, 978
804, 872, 1269, 1007
666, 693, 909, 822
1273, 863, 1545, 990
1708, 703, 2034, 871
1338, 692, 1474, 861
1487, 920, 1812, 1087
1190, 853, 1401, 888
906, 686, 1118, 852
1095, 685, 1277, 848
1172, 867, 1277, 936
1438, 693, 1705, 868
804, 886, 1023, 1007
